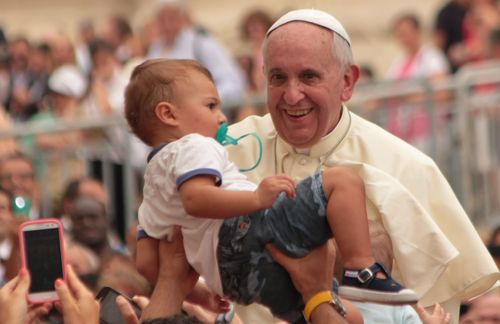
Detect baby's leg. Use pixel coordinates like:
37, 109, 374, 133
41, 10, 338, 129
321, 167, 418, 304
321, 166, 375, 270
136, 236, 159, 284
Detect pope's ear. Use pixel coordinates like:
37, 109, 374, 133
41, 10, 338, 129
154, 102, 178, 126
340, 64, 360, 102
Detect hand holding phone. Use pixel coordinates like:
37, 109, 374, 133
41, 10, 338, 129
54, 264, 100, 324
19, 218, 66, 303
97, 286, 142, 324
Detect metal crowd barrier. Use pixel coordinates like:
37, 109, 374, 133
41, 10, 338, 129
0, 116, 139, 238
350, 61, 500, 228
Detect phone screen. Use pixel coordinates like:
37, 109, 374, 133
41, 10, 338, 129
23, 227, 63, 293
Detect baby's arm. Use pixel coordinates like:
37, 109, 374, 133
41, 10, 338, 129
179, 174, 296, 219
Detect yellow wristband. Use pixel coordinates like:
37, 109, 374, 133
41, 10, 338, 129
303, 291, 333, 322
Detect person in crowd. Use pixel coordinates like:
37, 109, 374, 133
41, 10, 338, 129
0, 37, 9, 108
358, 64, 376, 84
59, 176, 108, 232
0, 30, 17, 157
459, 291, 500, 324
21, 64, 87, 152
9, 40, 52, 122
86, 38, 128, 117
434, 0, 471, 72
5, 37, 44, 122
69, 195, 128, 268
20, 63, 88, 203
75, 19, 96, 76
0, 106, 20, 160
0, 27, 5, 47
137, 19, 161, 63
215, 8, 498, 323
83, 37, 148, 239
233, 9, 274, 122
147, 0, 246, 118
47, 32, 78, 69
487, 225, 500, 269
65, 182, 148, 297
452, 0, 500, 66
0, 152, 40, 219
101, 15, 145, 67
239, 9, 273, 95
386, 12, 450, 152
84, 37, 149, 170
126, 58, 417, 322
27, 42, 51, 98
388, 13, 450, 80
0, 187, 21, 284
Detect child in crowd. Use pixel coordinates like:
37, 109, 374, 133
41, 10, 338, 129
125, 59, 417, 323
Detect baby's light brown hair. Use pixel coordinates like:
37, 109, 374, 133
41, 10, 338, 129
124, 59, 214, 146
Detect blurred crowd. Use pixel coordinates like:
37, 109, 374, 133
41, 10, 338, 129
0, 0, 499, 323
0, 0, 498, 154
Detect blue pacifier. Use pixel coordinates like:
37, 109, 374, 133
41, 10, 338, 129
216, 123, 263, 172
216, 123, 238, 146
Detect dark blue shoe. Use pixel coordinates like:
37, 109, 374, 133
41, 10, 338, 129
339, 262, 418, 305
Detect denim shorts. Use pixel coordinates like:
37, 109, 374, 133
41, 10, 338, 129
217, 172, 332, 324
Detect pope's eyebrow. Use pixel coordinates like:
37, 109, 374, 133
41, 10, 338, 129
268, 68, 283, 75
300, 68, 321, 76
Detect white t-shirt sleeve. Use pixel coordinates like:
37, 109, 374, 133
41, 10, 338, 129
173, 135, 227, 189
421, 47, 449, 76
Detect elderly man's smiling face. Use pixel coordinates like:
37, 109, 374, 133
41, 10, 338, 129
264, 22, 358, 148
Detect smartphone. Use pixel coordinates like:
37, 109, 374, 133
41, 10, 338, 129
12, 196, 32, 218
19, 218, 66, 303
215, 302, 236, 324
97, 286, 142, 324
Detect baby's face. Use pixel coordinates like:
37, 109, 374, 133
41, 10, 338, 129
172, 70, 227, 139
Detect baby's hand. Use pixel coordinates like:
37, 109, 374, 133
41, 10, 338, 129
255, 175, 296, 209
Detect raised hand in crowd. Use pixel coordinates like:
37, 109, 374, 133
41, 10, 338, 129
0, 269, 52, 324
54, 264, 100, 324
116, 295, 149, 324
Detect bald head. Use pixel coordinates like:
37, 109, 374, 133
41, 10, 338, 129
465, 293, 500, 323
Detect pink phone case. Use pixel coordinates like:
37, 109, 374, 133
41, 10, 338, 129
18, 218, 67, 304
